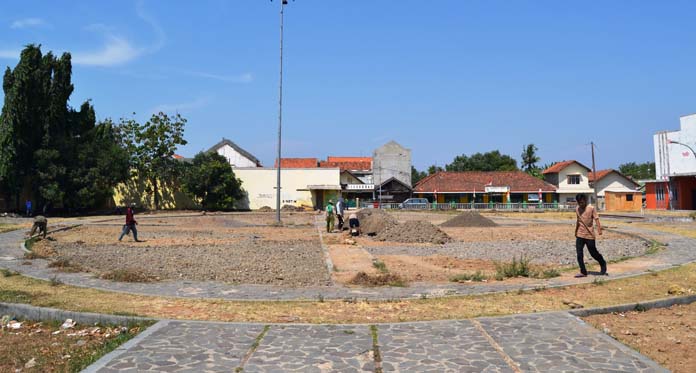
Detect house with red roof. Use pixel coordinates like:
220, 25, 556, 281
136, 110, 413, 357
413, 171, 556, 205
543, 160, 595, 204
589, 169, 641, 211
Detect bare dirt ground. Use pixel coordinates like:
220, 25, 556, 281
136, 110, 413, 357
35, 212, 331, 286
584, 302, 696, 373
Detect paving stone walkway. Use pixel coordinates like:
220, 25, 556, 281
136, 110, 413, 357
84, 311, 665, 372
1, 220, 694, 301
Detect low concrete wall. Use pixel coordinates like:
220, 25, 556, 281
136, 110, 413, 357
0, 302, 153, 326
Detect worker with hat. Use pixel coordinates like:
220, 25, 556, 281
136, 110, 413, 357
325, 200, 335, 233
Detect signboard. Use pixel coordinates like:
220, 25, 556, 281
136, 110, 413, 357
346, 184, 374, 190
484, 186, 509, 193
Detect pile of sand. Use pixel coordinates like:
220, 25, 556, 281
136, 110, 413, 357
257, 206, 274, 212
440, 212, 498, 227
356, 209, 398, 235
377, 220, 452, 244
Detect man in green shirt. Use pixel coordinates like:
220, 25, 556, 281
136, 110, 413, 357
325, 200, 335, 233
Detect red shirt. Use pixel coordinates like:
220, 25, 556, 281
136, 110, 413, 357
125, 208, 136, 225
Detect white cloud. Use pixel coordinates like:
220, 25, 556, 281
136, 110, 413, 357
10, 18, 46, 29
136, 0, 166, 52
150, 96, 211, 114
183, 71, 254, 83
72, 35, 143, 67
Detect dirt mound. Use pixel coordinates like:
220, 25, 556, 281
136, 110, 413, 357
280, 204, 304, 212
440, 212, 498, 227
347, 271, 406, 287
377, 220, 452, 244
257, 206, 274, 212
356, 209, 399, 235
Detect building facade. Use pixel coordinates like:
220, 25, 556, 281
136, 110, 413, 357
543, 160, 595, 204
589, 170, 640, 211
208, 138, 262, 168
652, 113, 696, 210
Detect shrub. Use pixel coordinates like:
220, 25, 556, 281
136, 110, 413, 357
348, 271, 407, 287
494, 255, 532, 279
100, 269, 155, 283
450, 271, 488, 282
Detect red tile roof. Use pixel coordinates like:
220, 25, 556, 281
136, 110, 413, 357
327, 156, 372, 164
589, 169, 640, 186
414, 171, 557, 193
274, 158, 318, 168
319, 161, 372, 171
172, 154, 184, 159
542, 160, 591, 174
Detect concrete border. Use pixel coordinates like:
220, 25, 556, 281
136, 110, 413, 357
569, 294, 696, 317
81, 320, 170, 373
0, 302, 153, 326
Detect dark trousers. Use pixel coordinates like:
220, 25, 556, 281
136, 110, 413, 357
30, 222, 46, 238
119, 224, 138, 241
336, 214, 344, 230
576, 237, 606, 275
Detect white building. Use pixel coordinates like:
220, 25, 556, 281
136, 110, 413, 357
589, 169, 640, 210
543, 160, 595, 204
207, 138, 262, 168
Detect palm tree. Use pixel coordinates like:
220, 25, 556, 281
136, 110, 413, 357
521, 144, 540, 172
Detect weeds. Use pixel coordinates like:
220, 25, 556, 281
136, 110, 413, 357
494, 255, 532, 279
593, 277, 606, 286
450, 271, 488, 283
372, 259, 388, 273
0, 268, 19, 277
49, 275, 63, 286
645, 240, 663, 255
348, 271, 407, 287
47, 258, 83, 273
537, 268, 561, 279
100, 269, 155, 283
370, 325, 383, 373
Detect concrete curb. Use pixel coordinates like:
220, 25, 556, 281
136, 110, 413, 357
81, 320, 170, 373
0, 302, 153, 326
568, 294, 696, 317
315, 215, 336, 287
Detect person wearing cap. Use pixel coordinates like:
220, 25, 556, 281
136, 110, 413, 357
118, 203, 140, 242
325, 200, 335, 233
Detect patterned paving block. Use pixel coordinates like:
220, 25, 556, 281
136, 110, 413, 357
378, 320, 514, 372
98, 321, 264, 372
245, 325, 374, 372
478, 312, 665, 373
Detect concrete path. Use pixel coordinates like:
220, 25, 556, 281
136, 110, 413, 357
1, 222, 694, 301
84, 311, 665, 372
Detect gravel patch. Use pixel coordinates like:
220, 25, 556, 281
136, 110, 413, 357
364, 238, 650, 265
51, 238, 331, 286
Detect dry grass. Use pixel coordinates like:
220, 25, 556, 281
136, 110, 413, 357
0, 263, 694, 324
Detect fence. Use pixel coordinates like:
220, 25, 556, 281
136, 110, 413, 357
358, 201, 576, 211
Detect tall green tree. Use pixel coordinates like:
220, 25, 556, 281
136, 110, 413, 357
618, 161, 655, 180
182, 152, 244, 210
411, 166, 428, 185
521, 144, 541, 172
119, 112, 187, 210
427, 165, 443, 175
445, 150, 518, 172
0, 45, 127, 211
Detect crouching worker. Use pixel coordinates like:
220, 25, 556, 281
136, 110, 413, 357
29, 215, 48, 238
348, 212, 361, 236
118, 203, 140, 242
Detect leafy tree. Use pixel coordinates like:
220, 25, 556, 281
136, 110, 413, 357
0, 45, 128, 211
445, 150, 518, 172
411, 166, 428, 185
182, 152, 244, 210
119, 112, 187, 210
427, 165, 443, 175
521, 144, 541, 172
619, 161, 655, 180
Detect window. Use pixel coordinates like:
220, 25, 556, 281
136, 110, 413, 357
656, 184, 664, 201
626, 194, 633, 202
567, 175, 581, 185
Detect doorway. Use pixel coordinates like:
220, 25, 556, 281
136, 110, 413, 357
315, 190, 324, 210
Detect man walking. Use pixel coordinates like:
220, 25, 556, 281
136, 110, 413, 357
118, 203, 140, 242
335, 197, 345, 231
325, 200, 335, 233
25, 200, 32, 217
574, 194, 607, 277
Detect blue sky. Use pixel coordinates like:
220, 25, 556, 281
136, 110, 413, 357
2, 1, 696, 171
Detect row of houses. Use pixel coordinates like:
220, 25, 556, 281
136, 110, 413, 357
200, 137, 642, 211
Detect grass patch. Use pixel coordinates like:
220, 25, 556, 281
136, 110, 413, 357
0, 268, 19, 277
0, 224, 21, 233
0, 289, 34, 303
494, 255, 532, 280
370, 325, 383, 373
372, 259, 388, 273
66, 322, 152, 372
450, 271, 488, 283
645, 240, 663, 255
536, 268, 561, 279
100, 269, 155, 283
348, 271, 407, 287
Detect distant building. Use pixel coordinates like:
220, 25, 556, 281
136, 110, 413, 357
589, 170, 641, 211
651, 113, 696, 210
207, 138, 262, 168
373, 141, 412, 203
542, 160, 594, 204
274, 158, 318, 168
414, 171, 556, 204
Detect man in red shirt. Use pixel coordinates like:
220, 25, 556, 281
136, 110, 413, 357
118, 203, 140, 242
574, 194, 607, 277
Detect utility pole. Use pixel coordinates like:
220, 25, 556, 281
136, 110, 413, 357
590, 141, 599, 208
275, 0, 288, 224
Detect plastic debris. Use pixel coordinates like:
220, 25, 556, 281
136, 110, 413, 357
61, 319, 76, 329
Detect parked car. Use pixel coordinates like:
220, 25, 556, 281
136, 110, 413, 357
399, 198, 429, 209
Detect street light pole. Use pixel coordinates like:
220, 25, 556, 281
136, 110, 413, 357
275, 0, 287, 224
668, 139, 696, 158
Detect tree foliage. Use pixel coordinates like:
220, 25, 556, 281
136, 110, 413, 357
118, 112, 187, 210
521, 144, 541, 172
618, 161, 655, 180
182, 152, 244, 210
0, 45, 129, 211
445, 150, 518, 172
411, 166, 428, 185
